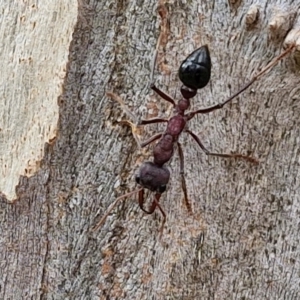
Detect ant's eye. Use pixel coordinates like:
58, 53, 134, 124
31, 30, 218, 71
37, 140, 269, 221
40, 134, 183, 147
158, 185, 166, 193
135, 176, 140, 184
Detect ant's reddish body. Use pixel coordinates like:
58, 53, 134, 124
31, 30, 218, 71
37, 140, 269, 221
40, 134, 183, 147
94, 44, 294, 235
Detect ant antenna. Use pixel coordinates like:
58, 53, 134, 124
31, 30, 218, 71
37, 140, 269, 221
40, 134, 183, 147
92, 188, 143, 232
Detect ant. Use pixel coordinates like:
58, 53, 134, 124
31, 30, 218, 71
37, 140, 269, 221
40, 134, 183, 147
93, 43, 295, 236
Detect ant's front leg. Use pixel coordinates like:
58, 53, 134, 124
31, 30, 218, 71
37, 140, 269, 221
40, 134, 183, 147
138, 189, 166, 237
186, 129, 258, 164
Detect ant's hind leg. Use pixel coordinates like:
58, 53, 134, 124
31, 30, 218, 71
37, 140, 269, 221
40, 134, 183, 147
186, 129, 259, 165
186, 44, 296, 121
149, 24, 176, 107
177, 142, 193, 213
150, 84, 176, 106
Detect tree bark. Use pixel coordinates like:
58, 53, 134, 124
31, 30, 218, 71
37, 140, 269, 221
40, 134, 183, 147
1, 0, 300, 299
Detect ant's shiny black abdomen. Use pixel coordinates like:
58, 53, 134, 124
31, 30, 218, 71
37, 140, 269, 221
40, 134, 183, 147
178, 45, 211, 90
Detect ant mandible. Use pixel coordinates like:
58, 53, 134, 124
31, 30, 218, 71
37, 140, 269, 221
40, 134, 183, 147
94, 44, 295, 236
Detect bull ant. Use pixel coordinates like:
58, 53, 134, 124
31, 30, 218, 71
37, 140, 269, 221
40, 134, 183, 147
94, 44, 294, 235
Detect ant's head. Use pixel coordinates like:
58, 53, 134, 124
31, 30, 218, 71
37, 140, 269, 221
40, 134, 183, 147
135, 162, 170, 194
178, 45, 211, 90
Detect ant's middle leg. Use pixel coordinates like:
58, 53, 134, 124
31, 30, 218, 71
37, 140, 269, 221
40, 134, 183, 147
177, 142, 193, 213
140, 133, 163, 148
106, 91, 166, 148
139, 118, 168, 126
186, 129, 258, 164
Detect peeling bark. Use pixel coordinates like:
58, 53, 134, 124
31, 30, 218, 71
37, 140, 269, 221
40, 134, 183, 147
1, 1, 300, 299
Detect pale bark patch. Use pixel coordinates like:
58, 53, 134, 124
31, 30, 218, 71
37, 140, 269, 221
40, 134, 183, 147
0, 1, 78, 201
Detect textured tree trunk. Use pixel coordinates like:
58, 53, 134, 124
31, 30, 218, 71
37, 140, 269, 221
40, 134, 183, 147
1, 0, 300, 299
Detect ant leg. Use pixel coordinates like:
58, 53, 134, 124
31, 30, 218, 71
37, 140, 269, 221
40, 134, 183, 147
139, 190, 166, 237
106, 92, 163, 148
186, 129, 259, 164
91, 188, 143, 232
140, 133, 163, 148
107, 91, 166, 148
150, 84, 176, 106
106, 92, 144, 146
116, 119, 144, 148
187, 44, 295, 120
139, 118, 168, 125
106, 91, 137, 121
149, 15, 174, 107
177, 142, 192, 213
106, 91, 168, 126
155, 197, 167, 238
119, 120, 162, 150
138, 189, 156, 213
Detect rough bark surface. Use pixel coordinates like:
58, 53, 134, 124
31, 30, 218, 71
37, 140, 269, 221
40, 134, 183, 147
1, 1, 300, 299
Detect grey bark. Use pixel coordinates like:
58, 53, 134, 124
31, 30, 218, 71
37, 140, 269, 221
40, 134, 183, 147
1, 0, 300, 299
